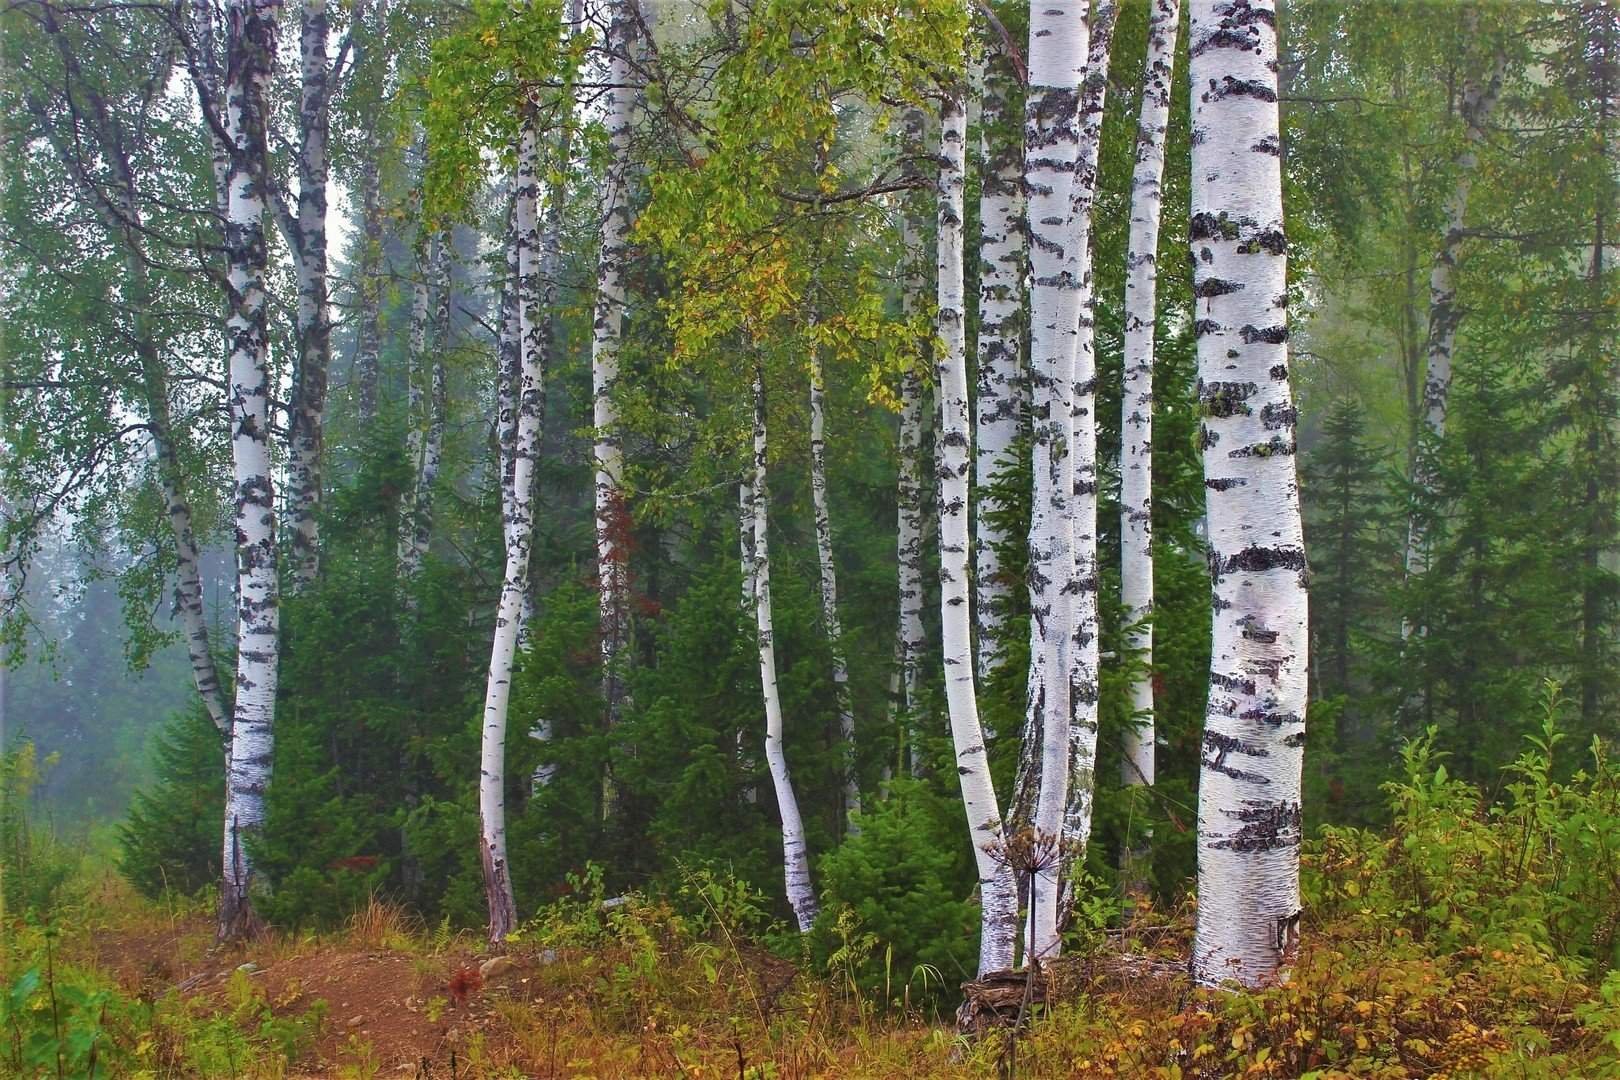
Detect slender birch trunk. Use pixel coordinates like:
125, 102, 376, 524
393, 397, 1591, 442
593, 0, 636, 814
1402, 38, 1503, 593
351, 0, 389, 429
218, 0, 281, 943
1014, 0, 1088, 963
808, 344, 860, 831
973, 22, 1025, 681
750, 370, 818, 932
398, 235, 448, 583
896, 104, 930, 765
738, 473, 758, 805
497, 194, 522, 557
937, 87, 1019, 976
1119, 0, 1180, 895
478, 117, 546, 946
1058, 0, 1119, 917
285, 0, 331, 590
1187, 0, 1308, 989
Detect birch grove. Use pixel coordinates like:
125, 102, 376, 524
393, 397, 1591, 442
1187, 0, 1309, 988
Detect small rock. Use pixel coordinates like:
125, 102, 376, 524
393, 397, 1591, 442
235, 962, 259, 974
539, 948, 558, 966
346, 1015, 365, 1029
479, 955, 516, 979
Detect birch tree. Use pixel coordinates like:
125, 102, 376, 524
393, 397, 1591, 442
1187, 0, 1309, 989
1403, 30, 1504, 598
478, 113, 545, 946
937, 82, 1019, 975
397, 233, 449, 584
973, 13, 1024, 680
1016, 0, 1087, 963
1119, 0, 1180, 891
349, 0, 390, 429
895, 105, 930, 742
217, 0, 282, 942
277, 0, 339, 590
808, 339, 860, 831
1059, 0, 1117, 912
592, 0, 636, 814
749, 369, 819, 933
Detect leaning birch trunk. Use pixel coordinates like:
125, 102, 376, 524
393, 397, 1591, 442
895, 103, 930, 766
1187, 0, 1309, 989
936, 86, 1019, 976
397, 235, 447, 583
973, 25, 1025, 681
1014, 0, 1088, 963
592, 0, 636, 815
808, 344, 860, 832
1402, 44, 1503, 596
1059, 0, 1118, 918
218, 0, 281, 943
286, 0, 331, 591
478, 122, 546, 947
497, 194, 522, 557
1118, 0, 1180, 895
750, 370, 818, 933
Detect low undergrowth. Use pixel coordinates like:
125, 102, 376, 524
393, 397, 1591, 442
5, 711, 1620, 1077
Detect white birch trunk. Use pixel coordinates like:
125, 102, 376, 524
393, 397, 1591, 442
351, 0, 389, 428
286, 0, 331, 591
1119, 0, 1180, 892
750, 371, 819, 933
1058, 0, 1119, 917
397, 235, 447, 583
896, 104, 930, 766
1402, 44, 1503, 591
808, 345, 860, 832
973, 24, 1026, 681
1188, 0, 1308, 989
738, 474, 758, 805
479, 119, 547, 944
593, 0, 636, 810
1015, 0, 1088, 963
498, 192, 522, 558
937, 88, 1019, 976
218, 0, 281, 943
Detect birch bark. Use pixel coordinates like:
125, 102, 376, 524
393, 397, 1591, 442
350, 0, 389, 428
1059, 0, 1118, 914
593, 0, 636, 812
1015, 0, 1087, 963
896, 103, 930, 758
1403, 38, 1503, 592
973, 23, 1025, 681
285, 0, 332, 591
1119, 0, 1180, 892
398, 235, 448, 584
218, 0, 282, 943
937, 87, 1019, 976
478, 116, 547, 946
1187, 0, 1309, 989
750, 370, 819, 932
808, 344, 860, 831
